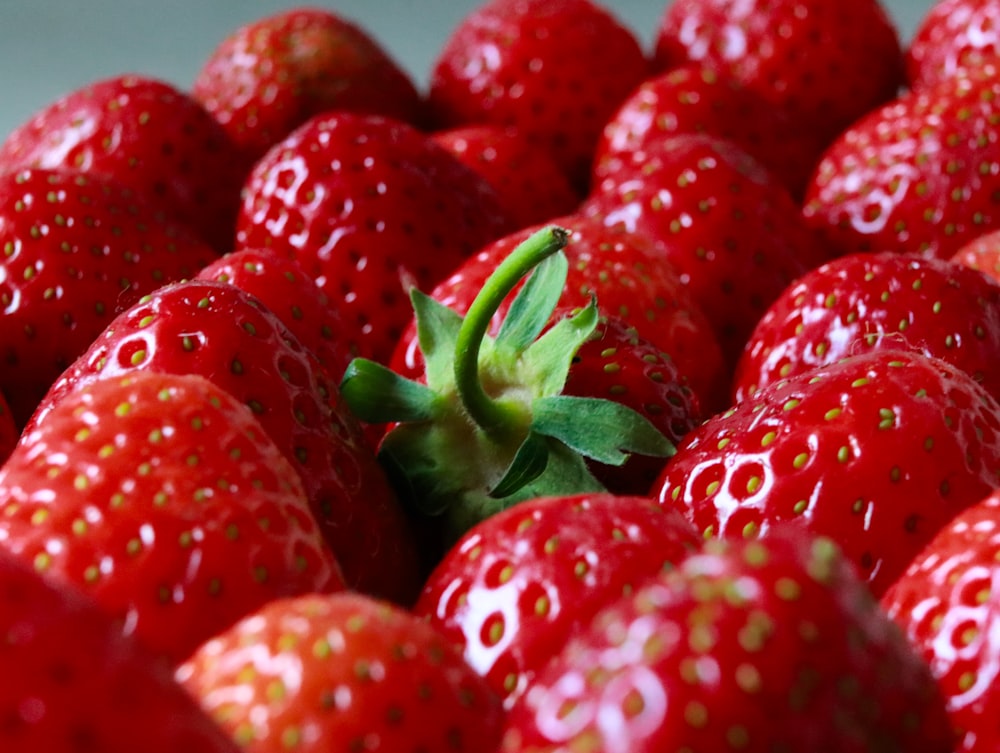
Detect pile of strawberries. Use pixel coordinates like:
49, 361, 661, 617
3, 0, 1000, 750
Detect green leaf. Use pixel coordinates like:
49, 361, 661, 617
520, 297, 600, 397
532, 394, 675, 466
340, 358, 440, 424
495, 250, 569, 355
411, 288, 464, 391
488, 431, 550, 498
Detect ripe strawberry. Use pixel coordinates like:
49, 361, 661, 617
428, 0, 649, 191
655, 349, 1000, 596
390, 214, 726, 416
0, 391, 17, 464
907, 0, 1000, 90
195, 247, 355, 380
431, 125, 581, 228
803, 64, 1000, 260
34, 279, 421, 605
177, 591, 505, 753
192, 7, 425, 164
0, 370, 343, 664
0, 548, 241, 753
583, 133, 831, 371
236, 111, 513, 364
881, 491, 1000, 752
950, 226, 1000, 280
500, 530, 954, 753
413, 493, 700, 708
0, 75, 247, 252
652, 0, 905, 148
0, 168, 216, 428
594, 64, 825, 199
733, 252, 1000, 405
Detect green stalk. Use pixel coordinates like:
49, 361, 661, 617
452, 226, 569, 441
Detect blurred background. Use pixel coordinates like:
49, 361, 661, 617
0, 0, 937, 139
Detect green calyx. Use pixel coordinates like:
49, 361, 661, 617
340, 226, 674, 541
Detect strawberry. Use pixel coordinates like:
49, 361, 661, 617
431, 125, 581, 228
0, 167, 216, 428
583, 133, 831, 372
192, 7, 426, 164
803, 63, 1000, 260
0, 370, 343, 664
390, 214, 726, 416
341, 227, 677, 548
500, 530, 954, 753
652, 0, 905, 149
177, 591, 505, 753
0, 75, 247, 252
195, 247, 355, 381
428, 0, 649, 192
0, 391, 15, 464
950, 226, 1000, 280
907, 0, 1000, 90
413, 492, 700, 709
881, 490, 1000, 752
0, 547, 241, 753
654, 349, 1000, 596
33, 279, 421, 605
594, 64, 826, 199
733, 252, 1000, 405
236, 111, 513, 365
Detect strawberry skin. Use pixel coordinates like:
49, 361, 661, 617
413, 493, 699, 709
0, 370, 343, 664
192, 7, 425, 164
428, 0, 649, 191
733, 252, 1000, 404
0, 168, 216, 428
236, 112, 513, 364
907, 0, 1000, 90
653, 0, 904, 148
0, 548, 241, 753
0, 391, 17, 464
501, 530, 953, 753
882, 491, 1000, 752
803, 64, 1000, 260
35, 279, 421, 604
177, 591, 505, 753
655, 349, 1000, 596
951, 226, 1000, 280
0, 75, 247, 252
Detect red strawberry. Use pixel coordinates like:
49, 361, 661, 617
413, 493, 699, 708
192, 7, 426, 164
0, 168, 216, 428
733, 252, 1000, 405
0, 548, 241, 753
584, 133, 831, 371
34, 279, 421, 605
236, 111, 513, 364
431, 125, 581, 228
652, 0, 905, 148
881, 491, 1000, 752
177, 591, 505, 753
0, 391, 17, 464
500, 530, 954, 753
951, 226, 1000, 281
428, 0, 650, 191
0, 370, 343, 664
803, 64, 1000, 260
594, 64, 825, 198
907, 0, 1000, 90
390, 214, 726, 416
0, 75, 247, 252
195, 247, 355, 381
655, 349, 1000, 596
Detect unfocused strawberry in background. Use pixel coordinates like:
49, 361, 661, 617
907, 0, 1000, 89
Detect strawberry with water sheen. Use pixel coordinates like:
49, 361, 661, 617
655, 349, 1000, 596
951, 227, 1000, 282
178, 591, 505, 753
906, 0, 1000, 90
0, 371, 343, 664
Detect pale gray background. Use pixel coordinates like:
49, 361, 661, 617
0, 0, 937, 140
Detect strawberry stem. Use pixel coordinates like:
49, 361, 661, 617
453, 226, 569, 441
